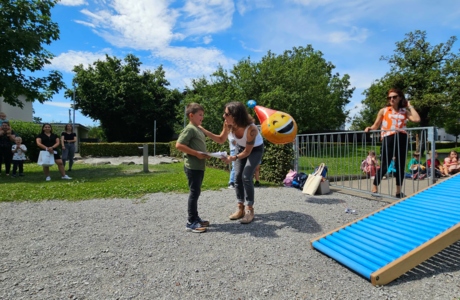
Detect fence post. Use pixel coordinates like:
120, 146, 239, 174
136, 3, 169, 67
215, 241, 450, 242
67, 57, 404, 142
428, 127, 435, 185
143, 144, 149, 173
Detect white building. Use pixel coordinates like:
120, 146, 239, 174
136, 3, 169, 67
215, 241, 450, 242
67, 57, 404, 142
0, 95, 33, 121
436, 127, 459, 142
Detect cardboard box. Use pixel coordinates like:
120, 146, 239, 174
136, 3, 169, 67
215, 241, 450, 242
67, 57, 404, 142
315, 180, 330, 195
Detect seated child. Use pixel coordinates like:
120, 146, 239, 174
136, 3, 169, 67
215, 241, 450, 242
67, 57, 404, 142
443, 150, 460, 176
407, 152, 425, 179
425, 150, 445, 178
362, 150, 380, 177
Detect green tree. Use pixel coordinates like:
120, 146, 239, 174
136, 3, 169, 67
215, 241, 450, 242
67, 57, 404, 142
87, 125, 107, 142
70, 54, 182, 142
0, 0, 65, 107
184, 46, 353, 134
352, 30, 460, 129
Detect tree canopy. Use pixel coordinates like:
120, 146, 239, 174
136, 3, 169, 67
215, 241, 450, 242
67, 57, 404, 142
0, 0, 65, 107
71, 54, 182, 142
184, 46, 354, 134
351, 30, 460, 130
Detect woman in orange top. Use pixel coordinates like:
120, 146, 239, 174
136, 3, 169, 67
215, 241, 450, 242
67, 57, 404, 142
365, 88, 421, 198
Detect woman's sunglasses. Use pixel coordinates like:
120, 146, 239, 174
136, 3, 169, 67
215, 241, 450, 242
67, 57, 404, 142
387, 95, 398, 100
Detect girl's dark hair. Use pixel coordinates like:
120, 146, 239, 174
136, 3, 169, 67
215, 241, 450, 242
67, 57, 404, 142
41, 123, 53, 134
386, 88, 407, 109
226, 102, 254, 128
65, 123, 73, 133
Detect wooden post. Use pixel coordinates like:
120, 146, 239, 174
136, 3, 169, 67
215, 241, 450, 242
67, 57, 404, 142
143, 144, 149, 173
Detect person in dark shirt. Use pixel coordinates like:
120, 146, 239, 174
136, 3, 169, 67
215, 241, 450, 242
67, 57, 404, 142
0, 122, 16, 176
61, 123, 77, 171
36, 123, 72, 181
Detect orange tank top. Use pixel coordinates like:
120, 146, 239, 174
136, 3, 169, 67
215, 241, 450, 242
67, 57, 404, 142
380, 107, 408, 139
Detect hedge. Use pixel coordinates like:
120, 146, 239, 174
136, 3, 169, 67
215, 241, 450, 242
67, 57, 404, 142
79, 142, 171, 157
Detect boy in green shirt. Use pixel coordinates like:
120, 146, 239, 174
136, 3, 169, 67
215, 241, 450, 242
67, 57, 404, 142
176, 103, 210, 233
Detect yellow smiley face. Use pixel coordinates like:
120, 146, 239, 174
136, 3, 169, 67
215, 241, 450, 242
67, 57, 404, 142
261, 111, 297, 144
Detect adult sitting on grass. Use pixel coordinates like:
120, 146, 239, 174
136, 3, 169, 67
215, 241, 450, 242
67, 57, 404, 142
36, 123, 72, 181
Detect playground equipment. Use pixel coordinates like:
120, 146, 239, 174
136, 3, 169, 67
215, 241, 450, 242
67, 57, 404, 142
311, 174, 460, 285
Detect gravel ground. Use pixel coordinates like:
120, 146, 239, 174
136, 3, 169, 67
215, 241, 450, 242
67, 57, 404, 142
1, 187, 459, 300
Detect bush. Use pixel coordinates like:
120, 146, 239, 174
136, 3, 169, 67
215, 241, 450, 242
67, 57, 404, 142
9, 121, 42, 162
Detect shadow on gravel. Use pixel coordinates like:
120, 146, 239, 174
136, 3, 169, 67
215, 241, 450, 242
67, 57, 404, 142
305, 196, 346, 205
388, 240, 460, 286
210, 210, 322, 238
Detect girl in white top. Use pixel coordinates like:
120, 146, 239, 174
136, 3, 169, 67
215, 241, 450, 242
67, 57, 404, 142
11, 136, 27, 176
199, 101, 264, 224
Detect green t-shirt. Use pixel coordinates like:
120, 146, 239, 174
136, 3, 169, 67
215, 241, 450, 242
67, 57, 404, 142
177, 123, 207, 171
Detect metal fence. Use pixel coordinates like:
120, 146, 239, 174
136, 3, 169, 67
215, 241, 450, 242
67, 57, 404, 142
294, 127, 437, 200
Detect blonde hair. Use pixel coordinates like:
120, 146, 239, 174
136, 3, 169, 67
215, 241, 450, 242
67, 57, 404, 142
15, 136, 22, 142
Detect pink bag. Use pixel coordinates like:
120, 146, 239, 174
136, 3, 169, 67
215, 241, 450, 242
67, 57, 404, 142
283, 169, 297, 187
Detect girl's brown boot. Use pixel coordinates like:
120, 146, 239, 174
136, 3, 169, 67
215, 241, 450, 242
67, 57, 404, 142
229, 203, 245, 220
240, 206, 254, 224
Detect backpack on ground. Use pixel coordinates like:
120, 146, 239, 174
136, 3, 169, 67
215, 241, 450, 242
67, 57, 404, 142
283, 169, 297, 187
292, 172, 308, 189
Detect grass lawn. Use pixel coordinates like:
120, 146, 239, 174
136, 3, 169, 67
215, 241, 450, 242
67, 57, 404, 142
0, 162, 276, 202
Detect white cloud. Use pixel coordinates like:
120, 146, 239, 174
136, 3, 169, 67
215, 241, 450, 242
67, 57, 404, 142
327, 27, 369, 44
179, 0, 235, 36
239, 40, 263, 53
148, 46, 237, 89
50, 50, 111, 72
78, 0, 181, 50
59, 0, 87, 6
157, 46, 236, 75
203, 35, 213, 44
236, 0, 273, 15
43, 102, 72, 108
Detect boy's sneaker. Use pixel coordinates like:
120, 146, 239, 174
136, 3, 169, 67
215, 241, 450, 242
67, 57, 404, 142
11, 174, 16, 178
412, 172, 418, 179
228, 182, 235, 189
46, 176, 51, 181
418, 173, 427, 180
185, 221, 207, 233
254, 180, 260, 187
197, 217, 210, 227
62, 175, 72, 180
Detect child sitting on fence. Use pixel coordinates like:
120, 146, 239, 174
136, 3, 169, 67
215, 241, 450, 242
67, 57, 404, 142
361, 150, 380, 178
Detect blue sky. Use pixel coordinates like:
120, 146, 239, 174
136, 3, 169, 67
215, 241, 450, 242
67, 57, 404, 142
35, 0, 460, 128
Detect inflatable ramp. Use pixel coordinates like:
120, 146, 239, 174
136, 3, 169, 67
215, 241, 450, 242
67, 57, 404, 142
311, 175, 460, 285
